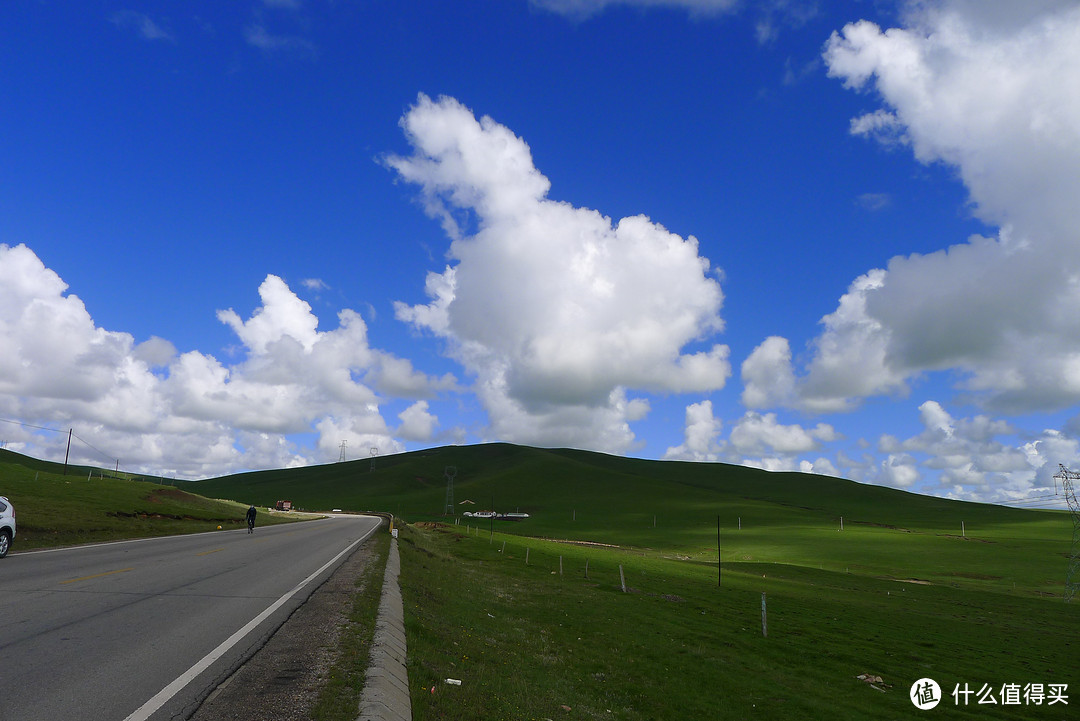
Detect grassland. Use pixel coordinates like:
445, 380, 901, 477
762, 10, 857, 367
4, 442, 1076, 718
191, 443, 1077, 719
0, 448, 304, 549
398, 522, 1075, 720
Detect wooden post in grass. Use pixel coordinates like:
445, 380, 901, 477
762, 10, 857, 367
962, 521, 966, 538
573, 509, 576, 521
717, 516, 722, 587
526, 548, 530, 566
560, 556, 563, 575
619, 565, 627, 593
840, 516, 844, 531
501, 540, 506, 554
761, 593, 768, 637
738, 516, 741, 530
585, 558, 590, 579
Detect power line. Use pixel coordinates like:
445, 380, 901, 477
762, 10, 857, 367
0, 417, 118, 470
0, 417, 64, 433
71, 432, 117, 465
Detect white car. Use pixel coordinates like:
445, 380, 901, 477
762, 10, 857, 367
0, 496, 15, 558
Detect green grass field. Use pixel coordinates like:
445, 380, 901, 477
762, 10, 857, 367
0, 448, 304, 549
398, 522, 1075, 720
3, 442, 1076, 717
187, 443, 1077, 718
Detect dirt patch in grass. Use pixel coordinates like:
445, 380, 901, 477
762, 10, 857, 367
539, 537, 623, 549
108, 510, 208, 521
851, 520, 912, 532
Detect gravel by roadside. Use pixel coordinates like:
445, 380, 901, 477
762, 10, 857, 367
189, 536, 381, 721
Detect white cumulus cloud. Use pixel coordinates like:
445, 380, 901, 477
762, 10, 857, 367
745, 1, 1080, 415
729, 411, 839, 456
0, 244, 453, 477
390, 94, 730, 453
664, 400, 724, 462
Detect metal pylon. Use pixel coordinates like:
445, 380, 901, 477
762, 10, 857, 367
444, 466, 457, 516
1053, 464, 1080, 603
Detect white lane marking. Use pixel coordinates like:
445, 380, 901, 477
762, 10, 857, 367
122, 519, 381, 721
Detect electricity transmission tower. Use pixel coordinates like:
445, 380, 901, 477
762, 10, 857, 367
1053, 464, 1080, 603
370, 447, 379, 472
338, 440, 347, 463
443, 466, 457, 516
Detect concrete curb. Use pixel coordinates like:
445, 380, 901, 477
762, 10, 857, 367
358, 536, 411, 721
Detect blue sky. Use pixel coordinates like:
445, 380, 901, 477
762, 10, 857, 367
2, 0, 1078, 506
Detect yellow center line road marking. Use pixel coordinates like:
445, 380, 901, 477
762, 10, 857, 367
60, 568, 134, 585
197, 548, 225, 556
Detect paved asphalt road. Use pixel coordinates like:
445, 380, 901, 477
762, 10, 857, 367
0, 514, 382, 721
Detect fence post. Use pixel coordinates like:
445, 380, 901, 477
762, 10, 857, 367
619, 565, 626, 593
761, 593, 768, 637
717, 516, 721, 587
526, 548, 530, 566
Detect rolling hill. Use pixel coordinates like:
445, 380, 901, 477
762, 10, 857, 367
183, 442, 1069, 595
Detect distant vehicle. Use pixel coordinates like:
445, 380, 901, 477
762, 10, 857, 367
275, 500, 292, 511
0, 496, 16, 558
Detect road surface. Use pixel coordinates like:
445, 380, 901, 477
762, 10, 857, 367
0, 514, 381, 721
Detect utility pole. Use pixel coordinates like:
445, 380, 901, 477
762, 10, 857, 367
338, 439, 347, 463
717, 516, 722, 587
63, 428, 72, 476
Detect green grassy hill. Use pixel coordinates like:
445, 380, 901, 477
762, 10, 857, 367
186, 442, 1075, 719
0, 448, 299, 549
185, 442, 1067, 596
3, 442, 1075, 718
